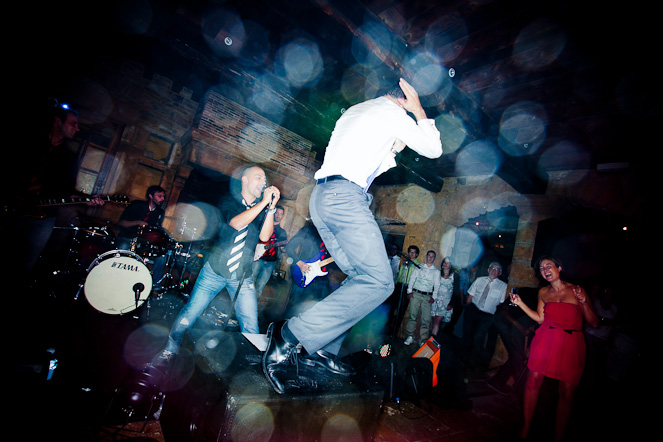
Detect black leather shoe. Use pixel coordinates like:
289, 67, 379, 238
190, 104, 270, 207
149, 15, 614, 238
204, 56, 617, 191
300, 349, 355, 376
262, 321, 299, 394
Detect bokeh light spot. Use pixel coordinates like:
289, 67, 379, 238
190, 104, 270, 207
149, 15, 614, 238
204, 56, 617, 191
165, 202, 218, 243
248, 73, 291, 123
513, 17, 567, 70
123, 323, 170, 369
424, 14, 469, 63
454, 140, 502, 178
321, 414, 362, 442
340, 64, 380, 104
435, 113, 467, 153
238, 122, 281, 164
396, 186, 436, 224
230, 403, 275, 442
276, 38, 323, 88
195, 330, 237, 375
498, 101, 547, 155
538, 139, 593, 174
351, 20, 398, 68
404, 51, 445, 97
440, 227, 484, 269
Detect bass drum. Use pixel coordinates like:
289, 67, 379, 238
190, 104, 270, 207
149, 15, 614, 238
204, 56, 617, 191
84, 250, 153, 315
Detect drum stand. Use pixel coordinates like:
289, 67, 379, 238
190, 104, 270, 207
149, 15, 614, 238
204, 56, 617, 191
176, 226, 198, 288
53, 224, 83, 271
150, 248, 177, 294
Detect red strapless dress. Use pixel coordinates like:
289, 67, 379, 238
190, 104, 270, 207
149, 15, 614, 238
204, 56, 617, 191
528, 302, 586, 385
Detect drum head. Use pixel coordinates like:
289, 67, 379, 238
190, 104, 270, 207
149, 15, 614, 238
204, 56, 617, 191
84, 254, 153, 315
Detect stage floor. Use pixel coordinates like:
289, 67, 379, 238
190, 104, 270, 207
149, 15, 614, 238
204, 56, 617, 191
11, 271, 642, 442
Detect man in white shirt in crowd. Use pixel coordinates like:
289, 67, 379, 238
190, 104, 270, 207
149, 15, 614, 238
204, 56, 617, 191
262, 78, 443, 394
404, 250, 441, 346
463, 262, 508, 370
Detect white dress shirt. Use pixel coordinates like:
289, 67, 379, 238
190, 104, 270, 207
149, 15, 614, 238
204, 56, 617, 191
468, 276, 508, 314
314, 97, 442, 189
408, 264, 442, 300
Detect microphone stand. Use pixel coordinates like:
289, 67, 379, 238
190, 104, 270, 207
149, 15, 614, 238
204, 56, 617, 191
391, 254, 420, 338
133, 283, 145, 319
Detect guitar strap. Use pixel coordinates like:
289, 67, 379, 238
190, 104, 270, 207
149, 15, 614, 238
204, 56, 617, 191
319, 240, 328, 272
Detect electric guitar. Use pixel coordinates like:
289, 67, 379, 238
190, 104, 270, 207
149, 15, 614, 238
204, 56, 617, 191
5, 194, 129, 219
253, 239, 289, 261
291, 252, 335, 288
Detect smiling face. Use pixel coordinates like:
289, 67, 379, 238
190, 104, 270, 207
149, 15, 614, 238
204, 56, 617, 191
487, 264, 502, 280
539, 259, 561, 283
241, 166, 267, 202
408, 248, 419, 260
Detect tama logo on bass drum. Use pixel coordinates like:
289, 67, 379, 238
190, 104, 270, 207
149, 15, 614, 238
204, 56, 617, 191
110, 260, 142, 272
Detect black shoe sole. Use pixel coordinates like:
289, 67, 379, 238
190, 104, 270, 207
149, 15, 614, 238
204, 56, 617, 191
299, 357, 354, 376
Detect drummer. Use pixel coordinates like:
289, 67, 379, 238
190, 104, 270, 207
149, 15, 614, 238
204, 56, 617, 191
116, 185, 168, 289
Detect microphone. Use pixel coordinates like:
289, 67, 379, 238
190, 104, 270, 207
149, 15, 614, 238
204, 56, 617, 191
398, 252, 420, 268
133, 283, 145, 303
261, 184, 275, 205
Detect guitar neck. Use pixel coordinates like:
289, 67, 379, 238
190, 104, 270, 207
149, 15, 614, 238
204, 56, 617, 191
37, 195, 127, 207
319, 257, 335, 266
262, 240, 288, 250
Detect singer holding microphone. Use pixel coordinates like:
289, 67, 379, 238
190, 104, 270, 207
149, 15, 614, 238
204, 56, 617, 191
153, 165, 280, 365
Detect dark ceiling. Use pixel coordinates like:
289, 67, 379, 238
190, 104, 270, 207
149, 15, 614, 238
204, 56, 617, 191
40, 0, 657, 194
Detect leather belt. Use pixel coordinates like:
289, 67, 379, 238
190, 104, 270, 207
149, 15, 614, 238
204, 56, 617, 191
316, 175, 348, 185
414, 288, 433, 296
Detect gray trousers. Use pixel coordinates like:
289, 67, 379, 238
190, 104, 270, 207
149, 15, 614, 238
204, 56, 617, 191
287, 179, 394, 355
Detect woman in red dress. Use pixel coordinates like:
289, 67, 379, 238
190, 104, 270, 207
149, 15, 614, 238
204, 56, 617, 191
511, 256, 598, 441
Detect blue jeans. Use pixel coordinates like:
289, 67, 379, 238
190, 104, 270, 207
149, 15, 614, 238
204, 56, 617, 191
165, 262, 259, 353
286, 179, 394, 355
252, 259, 277, 296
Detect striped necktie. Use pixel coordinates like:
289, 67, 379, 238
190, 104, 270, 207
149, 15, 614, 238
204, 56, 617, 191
226, 199, 255, 274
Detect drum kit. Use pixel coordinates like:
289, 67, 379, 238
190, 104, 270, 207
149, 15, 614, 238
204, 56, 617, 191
57, 216, 204, 317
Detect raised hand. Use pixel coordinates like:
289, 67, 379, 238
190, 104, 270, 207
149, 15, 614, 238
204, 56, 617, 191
397, 78, 427, 121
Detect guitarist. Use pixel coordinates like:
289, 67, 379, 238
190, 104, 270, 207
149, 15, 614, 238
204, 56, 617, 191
7, 105, 105, 280
284, 223, 332, 318
251, 205, 287, 298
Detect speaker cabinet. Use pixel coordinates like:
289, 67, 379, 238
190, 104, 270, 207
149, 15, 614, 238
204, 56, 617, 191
160, 332, 384, 441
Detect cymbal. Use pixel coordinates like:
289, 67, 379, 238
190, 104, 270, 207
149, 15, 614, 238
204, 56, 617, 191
82, 229, 110, 237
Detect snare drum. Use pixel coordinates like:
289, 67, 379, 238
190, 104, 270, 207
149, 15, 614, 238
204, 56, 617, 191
84, 250, 153, 315
131, 226, 171, 257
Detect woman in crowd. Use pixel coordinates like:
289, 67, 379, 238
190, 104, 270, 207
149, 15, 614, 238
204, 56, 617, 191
431, 256, 454, 337
510, 255, 598, 441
